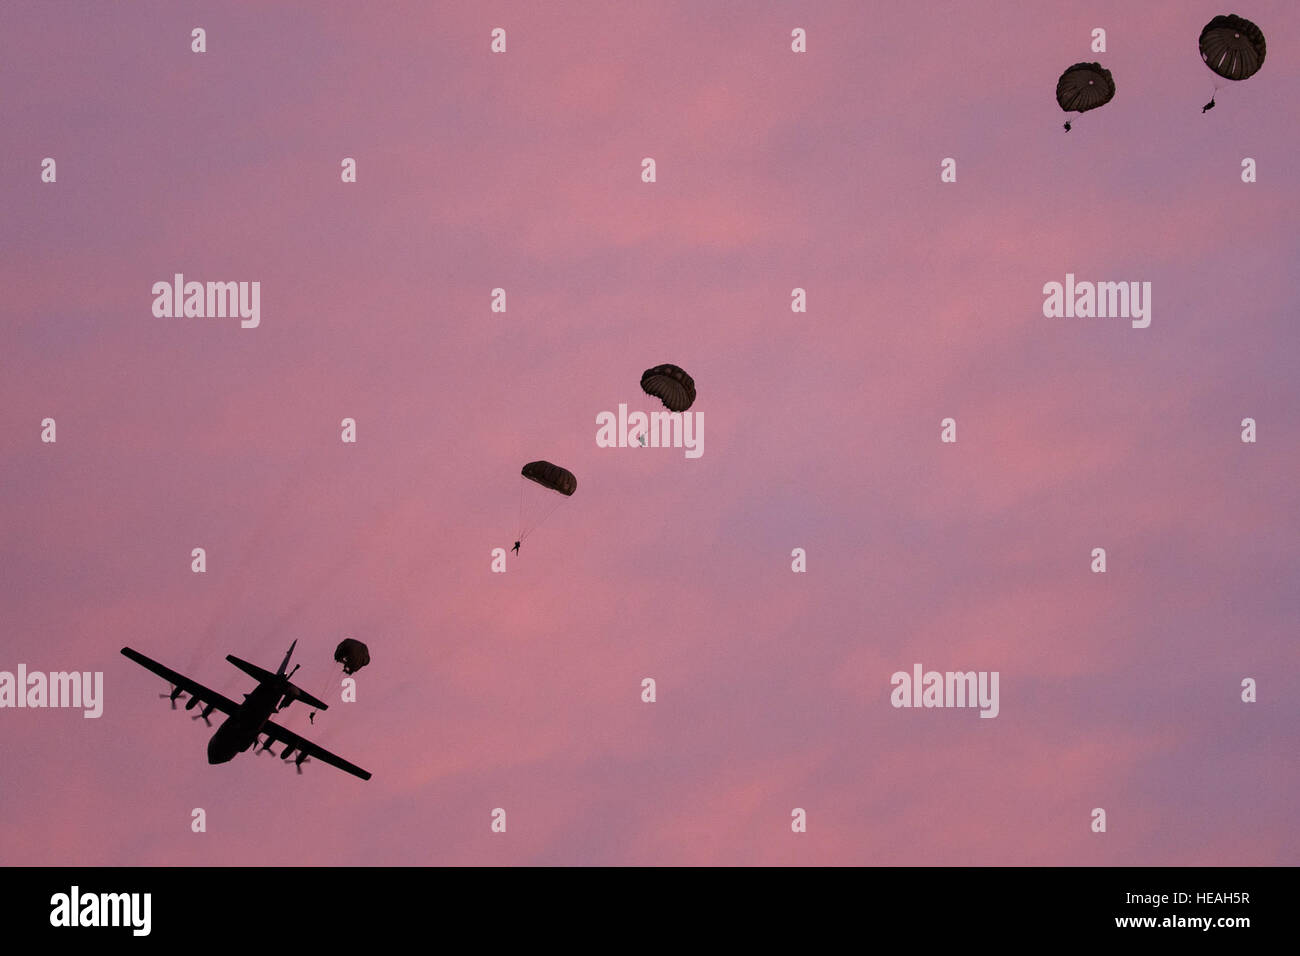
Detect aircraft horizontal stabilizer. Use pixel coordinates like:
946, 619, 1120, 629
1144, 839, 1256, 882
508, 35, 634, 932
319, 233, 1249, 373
226, 654, 275, 685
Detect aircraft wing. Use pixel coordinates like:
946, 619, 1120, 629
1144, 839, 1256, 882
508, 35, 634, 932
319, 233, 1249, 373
121, 647, 240, 715
260, 719, 372, 781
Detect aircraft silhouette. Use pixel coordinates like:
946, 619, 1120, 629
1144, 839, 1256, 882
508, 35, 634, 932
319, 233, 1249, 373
121, 641, 371, 780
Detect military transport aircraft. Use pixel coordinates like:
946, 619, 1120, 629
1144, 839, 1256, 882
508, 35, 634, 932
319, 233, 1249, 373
121, 641, 371, 780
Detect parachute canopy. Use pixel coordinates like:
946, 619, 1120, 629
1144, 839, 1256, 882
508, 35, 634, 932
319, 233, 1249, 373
334, 638, 370, 676
1056, 62, 1115, 114
1200, 14, 1265, 81
640, 364, 696, 412
521, 461, 576, 496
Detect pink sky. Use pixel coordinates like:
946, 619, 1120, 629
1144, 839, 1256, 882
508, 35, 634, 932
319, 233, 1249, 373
1, 0, 1296, 865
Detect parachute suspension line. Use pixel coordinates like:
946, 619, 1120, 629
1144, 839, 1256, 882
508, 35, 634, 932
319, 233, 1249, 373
519, 495, 563, 543
517, 479, 525, 540
516, 461, 576, 544
306, 664, 337, 718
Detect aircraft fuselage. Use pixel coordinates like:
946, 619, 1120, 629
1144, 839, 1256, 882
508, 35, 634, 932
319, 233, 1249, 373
206, 681, 286, 763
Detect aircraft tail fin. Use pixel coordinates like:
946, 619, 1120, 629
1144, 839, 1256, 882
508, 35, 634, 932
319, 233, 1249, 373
278, 639, 297, 676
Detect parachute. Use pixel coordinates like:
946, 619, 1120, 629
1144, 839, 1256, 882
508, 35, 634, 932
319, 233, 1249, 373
517, 461, 576, 546
1056, 63, 1115, 130
334, 638, 370, 676
1200, 14, 1266, 81
521, 461, 576, 496
1198, 14, 1264, 112
640, 364, 696, 413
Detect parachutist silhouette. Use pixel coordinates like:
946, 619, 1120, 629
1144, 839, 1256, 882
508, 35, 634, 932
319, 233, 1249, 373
512, 540, 521, 554
1056, 63, 1115, 130
1196, 15, 1265, 110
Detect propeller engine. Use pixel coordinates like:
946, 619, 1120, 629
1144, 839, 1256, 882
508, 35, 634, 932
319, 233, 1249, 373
159, 685, 184, 709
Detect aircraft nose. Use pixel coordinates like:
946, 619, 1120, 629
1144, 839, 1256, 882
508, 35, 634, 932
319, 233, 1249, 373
206, 733, 233, 765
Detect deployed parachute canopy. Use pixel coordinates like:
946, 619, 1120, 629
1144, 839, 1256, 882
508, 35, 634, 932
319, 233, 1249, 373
516, 461, 576, 546
334, 638, 370, 676
1056, 62, 1115, 131
1198, 14, 1265, 112
1200, 14, 1265, 81
521, 461, 576, 496
640, 364, 696, 413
